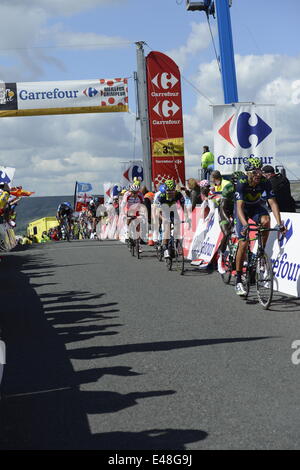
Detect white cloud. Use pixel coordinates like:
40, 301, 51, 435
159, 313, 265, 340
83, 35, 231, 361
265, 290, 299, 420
182, 53, 300, 179
1, 0, 125, 16
167, 21, 216, 70
0, 1, 131, 81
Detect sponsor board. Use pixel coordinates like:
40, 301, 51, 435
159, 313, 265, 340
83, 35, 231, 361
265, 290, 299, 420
146, 51, 185, 187
187, 208, 223, 265
0, 223, 17, 251
213, 103, 275, 174
0, 78, 128, 117
0, 166, 15, 187
120, 161, 144, 188
266, 213, 300, 297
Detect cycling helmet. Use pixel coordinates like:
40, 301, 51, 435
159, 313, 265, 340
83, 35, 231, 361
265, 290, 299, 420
231, 171, 246, 185
165, 179, 176, 190
63, 202, 72, 208
130, 183, 140, 192
244, 157, 262, 172
199, 179, 210, 187
133, 177, 141, 187
144, 191, 154, 201
159, 183, 166, 194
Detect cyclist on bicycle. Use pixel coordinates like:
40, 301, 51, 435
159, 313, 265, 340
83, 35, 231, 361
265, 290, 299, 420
121, 183, 144, 243
216, 171, 245, 274
57, 202, 73, 234
152, 183, 167, 244
88, 196, 101, 234
234, 157, 285, 296
156, 179, 185, 259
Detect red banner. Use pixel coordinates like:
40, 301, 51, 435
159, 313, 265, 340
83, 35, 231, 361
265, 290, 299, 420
146, 51, 185, 188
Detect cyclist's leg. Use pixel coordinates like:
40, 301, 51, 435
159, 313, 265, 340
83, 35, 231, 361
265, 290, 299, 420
251, 206, 270, 248
234, 208, 249, 294
161, 218, 171, 257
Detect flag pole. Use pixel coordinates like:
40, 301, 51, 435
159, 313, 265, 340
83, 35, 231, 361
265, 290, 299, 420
74, 181, 77, 212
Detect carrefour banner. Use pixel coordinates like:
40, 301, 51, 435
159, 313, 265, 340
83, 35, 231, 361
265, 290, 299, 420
0, 166, 15, 187
266, 213, 300, 297
0, 78, 128, 117
213, 103, 275, 174
120, 160, 144, 188
186, 209, 223, 265
146, 51, 185, 188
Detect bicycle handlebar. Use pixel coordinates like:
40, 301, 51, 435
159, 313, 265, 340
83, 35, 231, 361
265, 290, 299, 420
245, 224, 282, 233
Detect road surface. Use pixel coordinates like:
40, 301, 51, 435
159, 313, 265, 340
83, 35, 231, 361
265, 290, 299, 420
0, 240, 299, 450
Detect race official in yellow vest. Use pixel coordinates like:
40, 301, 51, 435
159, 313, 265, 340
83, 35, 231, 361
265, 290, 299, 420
201, 145, 214, 179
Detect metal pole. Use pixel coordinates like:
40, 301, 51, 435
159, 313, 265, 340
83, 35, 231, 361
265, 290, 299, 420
135, 42, 152, 190
214, 0, 238, 103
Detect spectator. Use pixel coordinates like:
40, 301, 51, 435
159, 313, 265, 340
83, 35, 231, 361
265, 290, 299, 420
262, 165, 296, 213
201, 145, 214, 180
185, 178, 201, 211
210, 170, 232, 196
200, 185, 215, 222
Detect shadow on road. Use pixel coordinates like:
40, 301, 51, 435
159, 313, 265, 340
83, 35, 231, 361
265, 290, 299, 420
69, 336, 276, 360
0, 249, 208, 450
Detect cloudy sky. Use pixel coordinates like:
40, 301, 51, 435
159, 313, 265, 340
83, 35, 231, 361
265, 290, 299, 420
0, 0, 299, 195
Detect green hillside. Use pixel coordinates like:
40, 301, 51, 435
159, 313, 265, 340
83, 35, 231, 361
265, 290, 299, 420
15, 196, 73, 235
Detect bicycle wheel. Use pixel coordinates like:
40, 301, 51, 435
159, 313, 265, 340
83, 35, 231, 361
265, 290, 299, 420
242, 269, 251, 298
256, 253, 273, 309
136, 238, 141, 259
156, 243, 163, 262
221, 250, 232, 284
65, 223, 70, 242
166, 256, 172, 271
129, 238, 135, 256
174, 240, 184, 275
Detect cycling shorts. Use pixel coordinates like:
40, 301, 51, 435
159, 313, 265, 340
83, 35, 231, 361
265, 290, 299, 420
234, 204, 269, 240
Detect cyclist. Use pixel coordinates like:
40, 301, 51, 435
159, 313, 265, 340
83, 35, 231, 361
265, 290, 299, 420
156, 179, 185, 259
152, 183, 167, 244
121, 183, 144, 246
88, 196, 102, 234
216, 171, 245, 274
57, 202, 73, 235
234, 157, 285, 296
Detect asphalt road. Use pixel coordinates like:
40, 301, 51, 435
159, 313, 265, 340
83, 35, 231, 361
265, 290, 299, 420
0, 240, 299, 450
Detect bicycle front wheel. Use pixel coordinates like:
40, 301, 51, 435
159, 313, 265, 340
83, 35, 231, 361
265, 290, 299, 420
256, 253, 273, 309
156, 244, 163, 262
221, 251, 232, 285
136, 238, 141, 260
175, 240, 184, 275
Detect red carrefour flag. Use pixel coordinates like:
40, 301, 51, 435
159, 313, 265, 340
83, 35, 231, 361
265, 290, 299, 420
146, 51, 185, 189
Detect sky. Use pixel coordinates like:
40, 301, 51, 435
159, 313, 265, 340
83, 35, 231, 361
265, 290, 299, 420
0, 0, 299, 196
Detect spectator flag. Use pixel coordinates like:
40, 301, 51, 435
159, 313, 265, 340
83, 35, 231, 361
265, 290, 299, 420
74, 181, 93, 215
10, 186, 35, 197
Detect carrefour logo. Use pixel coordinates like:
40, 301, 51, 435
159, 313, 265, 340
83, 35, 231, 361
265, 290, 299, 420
153, 100, 180, 118
218, 112, 272, 149
151, 73, 178, 90
0, 171, 11, 184
279, 219, 293, 248
83, 87, 98, 98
